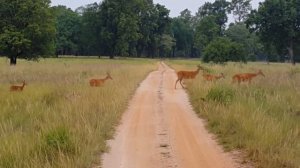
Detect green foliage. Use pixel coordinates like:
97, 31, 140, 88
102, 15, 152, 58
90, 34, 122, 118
171, 11, 194, 57
0, 28, 31, 58
246, 0, 300, 64
225, 23, 263, 61
159, 34, 176, 57
196, 0, 230, 32
206, 86, 235, 105
76, 3, 101, 56
203, 37, 246, 63
230, 0, 252, 23
0, 0, 55, 64
42, 127, 75, 155
194, 16, 220, 51
83, 0, 172, 58
52, 6, 81, 56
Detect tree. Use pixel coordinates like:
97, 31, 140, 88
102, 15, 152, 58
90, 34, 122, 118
171, 9, 194, 57
74, 0, 171, 58
97, 0, 140, 58
0, 0, 55, 65
52, 6, 81, 56
76, 3, 103, 56
194, 16, 220, 53
148, 4, 172, 58
196, 0, 230, 33
230, 0, 252, 23
225, 23, 263, 61
246, 0, 300, 65
179, 9, 192, 24
159, 34, 175, 57
203, 37, 246, 63
136, 0, 157, 57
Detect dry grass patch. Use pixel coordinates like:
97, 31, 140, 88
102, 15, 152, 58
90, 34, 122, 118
0, 58, 156, 168
168, 60, 300, 168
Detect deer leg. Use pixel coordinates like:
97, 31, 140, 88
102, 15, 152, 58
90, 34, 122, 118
180, 79, 185, 89
175, 79, 179, 89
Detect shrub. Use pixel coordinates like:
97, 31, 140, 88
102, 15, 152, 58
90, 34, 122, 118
40, 126, 75, 162
203, 37, 246, 63
206, 86, 235, 105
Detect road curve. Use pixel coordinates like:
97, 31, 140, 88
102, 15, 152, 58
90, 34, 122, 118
102, 62, 241, 168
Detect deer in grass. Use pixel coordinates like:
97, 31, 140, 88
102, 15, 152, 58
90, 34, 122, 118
89, 72, 113, 87
175, 65, 204, 89
10, 81, 26, 91
232, 70, 265, 84
203, 73, 225, 81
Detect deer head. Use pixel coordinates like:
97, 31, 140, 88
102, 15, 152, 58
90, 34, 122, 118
197, 65, 204, 71
220, 73, 225, 78
257, 70, 265, 77
106, 72, 113, 80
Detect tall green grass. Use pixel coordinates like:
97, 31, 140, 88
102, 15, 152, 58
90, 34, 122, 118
0, 57, 156, 168
169, 60, 300, 168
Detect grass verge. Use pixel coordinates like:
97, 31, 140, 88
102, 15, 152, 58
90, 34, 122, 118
0, 57, 156, 168
168, 60, 300, 168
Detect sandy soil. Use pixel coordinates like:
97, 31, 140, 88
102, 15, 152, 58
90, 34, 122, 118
102, 62, 243, 168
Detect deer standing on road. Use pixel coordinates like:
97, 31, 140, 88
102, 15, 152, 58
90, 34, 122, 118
89, 72, 113, 87
232, 70, 265, 84
175, 65, 204, 89
10, 81, 26, 91
203, 73, 225, 81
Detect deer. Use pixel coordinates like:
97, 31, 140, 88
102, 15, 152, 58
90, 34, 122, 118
89, 72, 113, 87
10, 81, 26, 91
175, 65, 204, 89
232, 70, 265, 84
203, 73, 225, 81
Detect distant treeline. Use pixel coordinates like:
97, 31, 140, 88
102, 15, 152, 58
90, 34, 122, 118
0, 0, 299, 65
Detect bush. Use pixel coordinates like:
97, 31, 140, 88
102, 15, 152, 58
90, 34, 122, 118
206, 86, 235, 105
40, 126, 75, 162
203, 37, 246, 63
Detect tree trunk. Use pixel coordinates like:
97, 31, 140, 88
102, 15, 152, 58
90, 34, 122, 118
10, 56, 17, 65
287, 41, 295, 65
137, 45, 143, 58
172, 47, 175, 58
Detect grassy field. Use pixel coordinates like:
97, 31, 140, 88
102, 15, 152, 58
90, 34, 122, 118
168, 60, 300, 168
0, 57, 156, 168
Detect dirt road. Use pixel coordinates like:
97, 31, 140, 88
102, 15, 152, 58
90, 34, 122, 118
102, 62, 241, 168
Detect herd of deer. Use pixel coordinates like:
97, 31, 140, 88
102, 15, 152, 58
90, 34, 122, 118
175, 65, 265, 89
9, 64, 264, 92
9, 72, 113, 92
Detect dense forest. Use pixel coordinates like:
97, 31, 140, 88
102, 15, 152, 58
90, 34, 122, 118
0, 0, 299, 65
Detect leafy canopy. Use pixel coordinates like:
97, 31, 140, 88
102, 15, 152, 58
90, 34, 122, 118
0, 0, 55, 63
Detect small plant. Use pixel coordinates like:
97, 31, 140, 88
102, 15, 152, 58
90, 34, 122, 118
206, 86, 235, 105
41, 127, 75, 158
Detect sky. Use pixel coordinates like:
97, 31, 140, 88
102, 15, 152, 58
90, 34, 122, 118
51, 0, 264, 21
